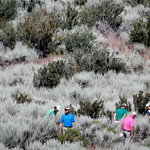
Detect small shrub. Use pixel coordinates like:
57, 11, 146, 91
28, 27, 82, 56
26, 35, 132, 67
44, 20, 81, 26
65, 29, 96, 53
0, 0, 17, 23
129, 15, 150, 47
0, 22, 16, 49
17, 8, 60, 56
12, 91, 33, 104
104, 110, 113, 121
54, 2, 79, 30
107, 127, 116, 134
115, 97, 132, 112
123, 0, 150, 7
33, 60, 75, 88
133, 91, 150, 115
57, 129, 89, 147
70, 99, 104, 119
79, 0, 124, 28
74, 0, 87, 5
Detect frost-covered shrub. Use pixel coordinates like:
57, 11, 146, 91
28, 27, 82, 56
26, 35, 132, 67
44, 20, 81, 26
123, 0, 150, 7
80, 0, 124, 28
133, 91, 150, 115
74, 0, 87, 5
0, 23, 16, 49
0, 0, 17, 23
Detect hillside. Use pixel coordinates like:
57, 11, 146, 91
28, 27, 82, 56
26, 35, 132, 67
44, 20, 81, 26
1, 0, 150, 149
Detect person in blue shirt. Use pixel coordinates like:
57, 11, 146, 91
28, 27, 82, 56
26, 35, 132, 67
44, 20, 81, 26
59, 106, 75, 134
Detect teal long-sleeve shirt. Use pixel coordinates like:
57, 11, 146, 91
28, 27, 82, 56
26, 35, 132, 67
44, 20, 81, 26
45, 109, 57, 118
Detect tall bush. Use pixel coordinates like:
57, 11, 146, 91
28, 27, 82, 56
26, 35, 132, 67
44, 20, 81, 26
17, 8, 59, 56
123, 0, 150, 7
133, 91, 150, 115
0, 0, 17, 23
129, 15, 150, 47
79, 0, 124, 28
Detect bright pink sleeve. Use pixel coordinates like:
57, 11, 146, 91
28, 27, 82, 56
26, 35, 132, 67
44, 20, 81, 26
130, 120, 134, 127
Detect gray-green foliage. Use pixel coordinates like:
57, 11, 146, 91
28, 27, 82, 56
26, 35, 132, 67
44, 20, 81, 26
79, 0, 124, 28
0, 0, 17, 23
130, 15, 150, 47
133, 91, 150, 115
74, 0, 87, 5
123, 0, 150, 7
65, 29, 96, 53
12, 91, 33, 104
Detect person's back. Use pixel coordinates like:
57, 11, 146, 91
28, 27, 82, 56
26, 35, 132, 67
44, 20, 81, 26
122, 116, 134, 131
115, 107, 127, 121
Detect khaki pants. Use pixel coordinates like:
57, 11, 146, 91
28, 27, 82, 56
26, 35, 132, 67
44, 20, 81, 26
123, 130, 132, 144
63, 127, 72, 135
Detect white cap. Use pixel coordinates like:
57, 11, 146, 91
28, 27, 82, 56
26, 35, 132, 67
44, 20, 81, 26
122, 103, 127, 107
55, 105, 60, 111
131, 111, 137, 116
146, 103, 150, 109
64, 106, 70, 110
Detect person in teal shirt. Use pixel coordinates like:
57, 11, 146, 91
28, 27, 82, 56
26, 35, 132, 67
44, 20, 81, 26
45, 105, 60, 118
114, 103, 127, 124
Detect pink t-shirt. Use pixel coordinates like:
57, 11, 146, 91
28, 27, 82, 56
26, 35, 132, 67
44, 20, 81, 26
121, 116, 134, 131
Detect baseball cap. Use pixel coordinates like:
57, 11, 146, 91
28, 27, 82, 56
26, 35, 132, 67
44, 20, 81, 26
55, 105, 60, 111
146, 103, 150, 109
64, 106, 70, 110
122, 103, 127, 107
131, 111, 137, 117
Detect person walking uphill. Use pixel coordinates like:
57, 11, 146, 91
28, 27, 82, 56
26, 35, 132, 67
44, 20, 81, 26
45, 105, 60, 118
59, 106, 75, 134
114, 103, 127, 125
121, 112, 136, 144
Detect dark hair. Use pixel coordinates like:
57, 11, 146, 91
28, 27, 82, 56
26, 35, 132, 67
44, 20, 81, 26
54, 106, 57, 109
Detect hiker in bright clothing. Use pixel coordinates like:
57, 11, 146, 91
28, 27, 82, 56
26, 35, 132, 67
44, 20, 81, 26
114, 103, 127, 124
59, 106, 75, 134
121, 112, 136, 144
45, 105, 60, 118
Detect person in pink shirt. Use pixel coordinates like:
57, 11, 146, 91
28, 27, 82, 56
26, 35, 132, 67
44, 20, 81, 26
121, 112, 137, 144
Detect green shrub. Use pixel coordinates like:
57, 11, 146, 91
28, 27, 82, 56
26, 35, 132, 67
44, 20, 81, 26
65, 29, 96, 53
74, 0, 87, 5
0, 22, 16, 49
33, 60, 75, 88
57, 129, 89, 147
129, 15, 150, 47
123, 0, 150, 7
133, 91, 150, 115
115, 96, 132, 112
54, 2, 79, 30
79, 0, 124, 28
17, 8, 60, 56
12, 91, 33, 104
0, 0, 17, 23
70, 99, 104, 119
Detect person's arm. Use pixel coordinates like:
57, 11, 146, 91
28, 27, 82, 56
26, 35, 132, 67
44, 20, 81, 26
114, 113, 116, 121
130, 126, 134, 138
121, 123, 123, 133
59, 123, 63, 134
121, 114, 127, 122
72, 122, 75, 129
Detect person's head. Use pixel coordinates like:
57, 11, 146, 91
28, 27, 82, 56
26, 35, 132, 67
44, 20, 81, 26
54, 105, 60, 112
121, 103, 127, 109
64, 106, 70, 114
146, 103, 150, 110
131, 111, 137, 119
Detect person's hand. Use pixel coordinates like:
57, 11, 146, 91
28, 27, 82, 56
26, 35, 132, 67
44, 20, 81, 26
59, 130, 62, 134
121, 130, 123, 133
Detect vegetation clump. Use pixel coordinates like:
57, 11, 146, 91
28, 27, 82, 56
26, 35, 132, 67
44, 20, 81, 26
57, 128, 89, 147
133, 91, 150, 115
123, 0, 150, 7
12, 91, 33, 104
130, 15, 150, 47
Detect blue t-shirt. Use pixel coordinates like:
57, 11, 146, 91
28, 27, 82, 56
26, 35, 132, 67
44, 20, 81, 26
147, 110, 150, 116
60, 113, 75, 127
